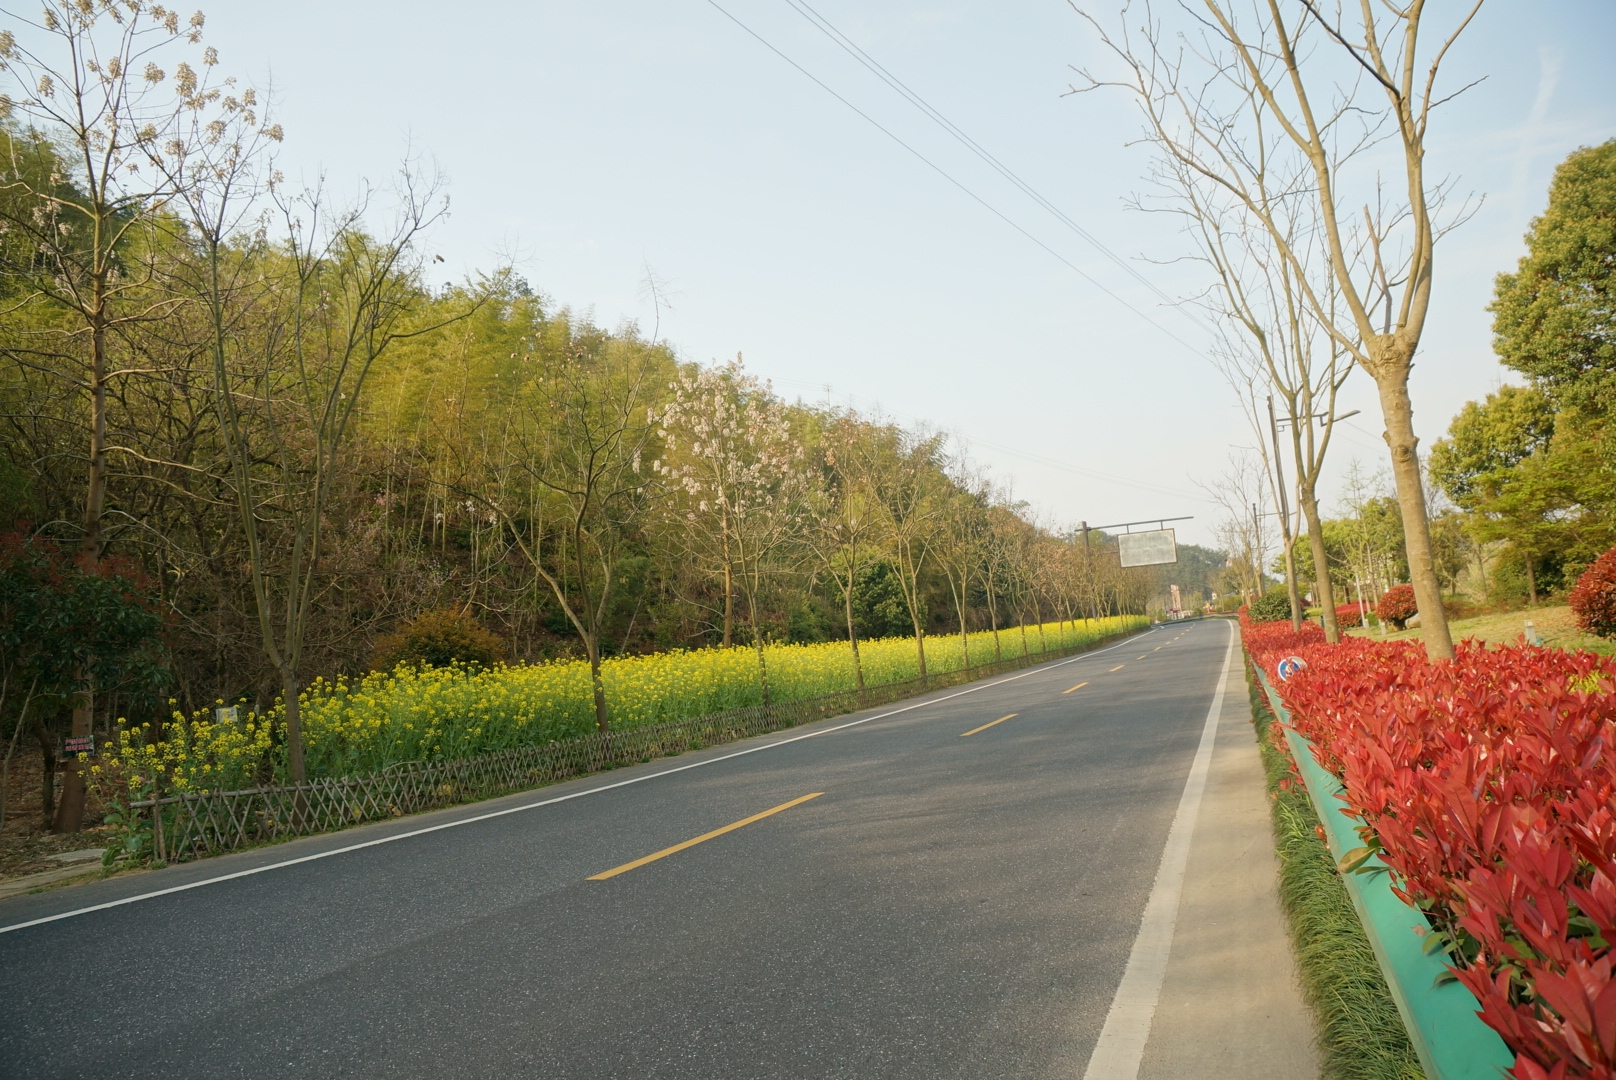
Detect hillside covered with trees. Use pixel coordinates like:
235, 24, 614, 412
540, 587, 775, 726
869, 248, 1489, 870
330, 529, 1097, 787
0, 9, 1205, 829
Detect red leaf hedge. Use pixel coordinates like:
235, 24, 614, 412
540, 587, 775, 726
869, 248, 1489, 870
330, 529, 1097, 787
1335, 602, 1366, 629
1238, 606, 1326, 653
1377, 584, 1418, 629
1571, 546, 1616, 640
1244, 616, 1616, 1079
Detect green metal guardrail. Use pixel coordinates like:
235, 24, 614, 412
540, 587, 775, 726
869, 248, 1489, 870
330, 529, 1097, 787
1254, 665, 1514, 1080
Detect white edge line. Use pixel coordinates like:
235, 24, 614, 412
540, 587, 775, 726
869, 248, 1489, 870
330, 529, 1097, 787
1081, 619, 1234, 1080
0, 627, 1161, 936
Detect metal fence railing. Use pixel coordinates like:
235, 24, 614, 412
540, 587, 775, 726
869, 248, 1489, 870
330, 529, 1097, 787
132, 628, 1138, 862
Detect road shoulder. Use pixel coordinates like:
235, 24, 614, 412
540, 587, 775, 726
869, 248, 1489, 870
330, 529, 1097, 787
1135, 643, 1319, 1080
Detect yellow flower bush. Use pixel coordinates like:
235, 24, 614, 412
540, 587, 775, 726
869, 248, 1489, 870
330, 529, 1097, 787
104, 616, 1143, 793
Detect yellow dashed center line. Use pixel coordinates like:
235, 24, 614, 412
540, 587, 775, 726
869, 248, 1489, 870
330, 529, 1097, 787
588, 792, 823, 880
1062, 681, 1089, 694
1136, 654, 1147, 659
1110, 664, 1126, 672
961, 713, 1018, 737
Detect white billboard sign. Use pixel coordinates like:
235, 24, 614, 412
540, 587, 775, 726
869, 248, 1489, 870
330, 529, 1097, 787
1118, 528, 1178, 568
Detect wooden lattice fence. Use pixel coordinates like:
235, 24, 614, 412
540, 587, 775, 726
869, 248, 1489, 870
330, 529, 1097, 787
133, 631, 1135, 861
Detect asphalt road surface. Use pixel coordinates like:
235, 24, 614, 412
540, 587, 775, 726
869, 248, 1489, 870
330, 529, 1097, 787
0, 620, 1235, 1079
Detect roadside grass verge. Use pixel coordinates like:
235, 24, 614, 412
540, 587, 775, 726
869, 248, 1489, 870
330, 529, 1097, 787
1347, 602, 1614, 658
1245, 658, 1425, 1080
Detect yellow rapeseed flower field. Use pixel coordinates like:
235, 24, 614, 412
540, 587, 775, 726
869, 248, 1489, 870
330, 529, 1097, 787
104, 616, 1143, 793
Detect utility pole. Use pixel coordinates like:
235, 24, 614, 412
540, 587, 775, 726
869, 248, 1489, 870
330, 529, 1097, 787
1268, 396, 1304, 631
1250, 502, 1263, 602
1079, 521, 1099, 621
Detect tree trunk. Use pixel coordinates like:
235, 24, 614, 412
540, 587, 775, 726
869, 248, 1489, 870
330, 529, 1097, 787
899, 551, 928, 678
0, 699, 25, 831
746, 598, 772, 709
283, 669, 309, 783
1373, 370, 1455, 659
721, 561, 733, 648
721, 512, 733, 648
959, 602, 971, 668
55, 283, 112, 835
754, 639, 772, 708
83, 283, 108, 560
946, 571, 972, 670
1282, 539, 1304, 632
1301, 490, 1340, 643
52, 675, 96, 833
36, 712, 56, 825
585, 639, 610, 732
989, 597, 1002, 661
283, 667, 310, 836
842, 583, 865, 691
1525, 557, 1538, 607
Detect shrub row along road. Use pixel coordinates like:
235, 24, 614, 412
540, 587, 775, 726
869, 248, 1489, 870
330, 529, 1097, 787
0, 621, 1234, 1079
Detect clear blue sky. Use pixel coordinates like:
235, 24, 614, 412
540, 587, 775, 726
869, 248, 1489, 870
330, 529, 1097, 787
189, 2, 1616, 546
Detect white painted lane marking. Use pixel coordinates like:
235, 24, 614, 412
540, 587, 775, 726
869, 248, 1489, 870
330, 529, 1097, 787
1081, 620, 1235, 1080
1, 628, 1160, 936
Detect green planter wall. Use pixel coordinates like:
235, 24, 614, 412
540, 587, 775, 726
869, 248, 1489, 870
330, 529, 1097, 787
1255, 666, 1514, 1080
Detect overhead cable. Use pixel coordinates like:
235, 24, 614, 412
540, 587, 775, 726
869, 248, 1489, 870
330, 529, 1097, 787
780, 0, 1212, 335
701, 0, 1213, 361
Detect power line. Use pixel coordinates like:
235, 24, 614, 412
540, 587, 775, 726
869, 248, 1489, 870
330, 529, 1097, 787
701, 0, 1213, 361
717, 3, 1404, 460
702, 2, 1394, 499
780, 0, 1212, 336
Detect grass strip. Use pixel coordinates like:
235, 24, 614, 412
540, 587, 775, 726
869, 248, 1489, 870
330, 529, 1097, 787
1244, 657, 1425, 1080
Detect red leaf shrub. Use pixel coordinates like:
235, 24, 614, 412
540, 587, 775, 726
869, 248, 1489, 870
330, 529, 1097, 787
1239, 607, 1326, 654
1376, 584, 1418, 629
1335, 602, 1365, 629
1244, 624, 1616, 1079
1570, 546, 1616, 640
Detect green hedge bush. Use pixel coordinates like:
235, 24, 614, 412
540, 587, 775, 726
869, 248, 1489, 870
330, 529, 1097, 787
1247, 590, 1294, 623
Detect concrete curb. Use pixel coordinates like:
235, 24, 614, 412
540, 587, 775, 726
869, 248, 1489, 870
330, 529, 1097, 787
1254, 663, 1513, 1080
0, 862, 104, 900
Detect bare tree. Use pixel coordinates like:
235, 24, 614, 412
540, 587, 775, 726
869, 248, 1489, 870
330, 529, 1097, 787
1335, 458, 1405, 617
993, 503, 1038, 658
0, 1, 268, 828
1172, 177, 1352, 639
208, 178, 442, 784
935, 465, 992, 669
1075, 0, 1484, 658
1200, 449, 1276, 602
979, 500, 1018, 659
483, 332, 660, 732
868, 427, 946, 677
807, 414, 883, 691
0, 1, 215, 558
